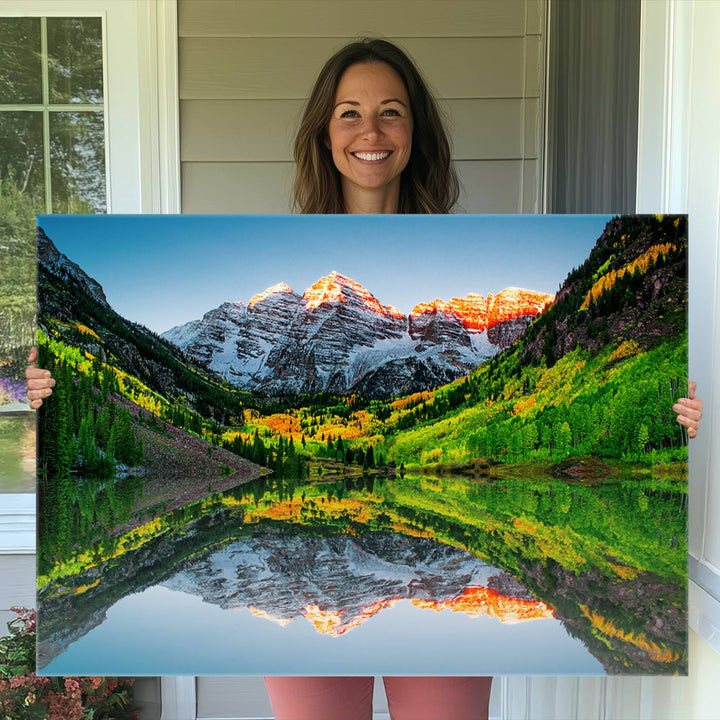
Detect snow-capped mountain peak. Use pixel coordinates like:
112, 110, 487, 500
302, 271, 403, 318
161, 272, 551, 398
249, 282, 296, 307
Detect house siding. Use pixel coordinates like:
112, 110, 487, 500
177, 0, 545, 214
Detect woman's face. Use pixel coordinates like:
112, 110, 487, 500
327, 62, 413, 206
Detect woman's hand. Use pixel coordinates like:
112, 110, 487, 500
25, 346, 55, 409
673, 381, 703, 439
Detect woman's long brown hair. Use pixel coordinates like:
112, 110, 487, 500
292, 38, 459, 214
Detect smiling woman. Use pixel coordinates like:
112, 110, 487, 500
292, 37, 459, 215
273, 38, 489, 720
328, 62, 413, 213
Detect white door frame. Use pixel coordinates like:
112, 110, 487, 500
636, 0, 720, 655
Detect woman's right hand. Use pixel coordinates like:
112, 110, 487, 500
25, 346, 55, 409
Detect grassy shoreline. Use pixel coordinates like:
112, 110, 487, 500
401, 455, 688, 482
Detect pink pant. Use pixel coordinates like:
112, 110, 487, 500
264, 676, 492, 720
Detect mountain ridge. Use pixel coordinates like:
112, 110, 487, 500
163, 272, 553, 398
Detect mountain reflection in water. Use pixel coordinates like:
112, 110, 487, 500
162, 534, 554, 636
37, 473, 687, 675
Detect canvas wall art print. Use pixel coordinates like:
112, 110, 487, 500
35, 213, 689, 677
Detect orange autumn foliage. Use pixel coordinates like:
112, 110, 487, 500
580, 606, 681, 663
391, 391, 434, 410
581, 243, 676, 310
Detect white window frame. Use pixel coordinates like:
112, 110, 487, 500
0, 0, 179, 555
636, 0, 720, 655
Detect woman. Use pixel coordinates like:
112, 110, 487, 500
292, 38, 458, 215
265, 37, 705, 720
269, 39, 492, 719
27, 37, 703, 720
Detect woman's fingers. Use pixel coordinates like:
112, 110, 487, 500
673, 394, 703, 438
25, 348, 55, 409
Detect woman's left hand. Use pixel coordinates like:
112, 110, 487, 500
673, 381, 703, 439
25, 346, 55, 409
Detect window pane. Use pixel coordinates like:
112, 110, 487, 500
50, 111, 106, 213
0, 18, 42, 104
0, 170, 40, 413
0, 111, 45, 208
47, 17, 103, 105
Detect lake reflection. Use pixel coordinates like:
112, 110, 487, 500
37, 473, 688, 675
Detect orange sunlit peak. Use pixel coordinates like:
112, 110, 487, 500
410, 586, 554, 624
410, 288, 555, 331
302, 599, 398, 637
303, 604, 347, 636
248, 281, 295, 307
303, 272, 402, 317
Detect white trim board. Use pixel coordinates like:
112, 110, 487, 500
0, 495, 35, 554
636, 0, 720, 650
690, 578, 720, 657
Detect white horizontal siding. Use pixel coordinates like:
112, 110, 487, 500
182, 162, 295, 213
179, 37, 531, 101
181, 159, 538, 214
0, 493, 36, 554
181, 98, 540, 162
178, 0, 539, 39
178, 0, 544, 214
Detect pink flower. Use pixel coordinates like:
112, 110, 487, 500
47, 691, 83, 720
64, 677, 82, 696
34, 675, 52, 690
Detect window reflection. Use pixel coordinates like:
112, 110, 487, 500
0, 15, 106, 476
0, 18, 42, 104
47, 17, 104, 105
50, 111, 106, 214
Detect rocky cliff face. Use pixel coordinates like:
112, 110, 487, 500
37, 226, 110, 311
163, 272, 553, 398
36, 229, 243, 416
412, 287, 553, 331
516, 215, 688, 367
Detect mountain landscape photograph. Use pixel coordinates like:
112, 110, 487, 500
35, 213, 689, 676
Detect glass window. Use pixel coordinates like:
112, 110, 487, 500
0, 16, 106, 214
0, 15, 106, 490
0, 17, 42, 104
47, 17, 104, 105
